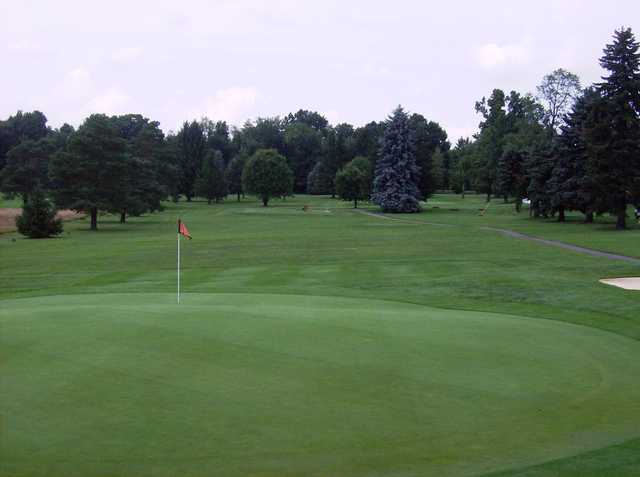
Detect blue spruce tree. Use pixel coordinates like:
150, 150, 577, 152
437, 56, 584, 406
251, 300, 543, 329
372, 106, 421, 213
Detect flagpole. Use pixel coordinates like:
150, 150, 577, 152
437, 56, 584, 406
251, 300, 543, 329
177, 220, 181, 304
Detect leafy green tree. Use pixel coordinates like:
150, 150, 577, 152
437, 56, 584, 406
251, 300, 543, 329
586, 27, 640, 229
496, 92, 547, 211
0, 110, 49, 171
242, 149, 293, 206
372, 106, 421, 213
0, 138, 54, 202
353, 121, 385, 169
203, 119, 236, 165
284, 122, 322, 193
335, 156, 372, 208
321, 123, 356, 196
16, 188, 63, 238
177, 120, 207, 201
225, 154, 247, 201
236, 117, 285, 157
110, 115, 170, 222
196, 150, 227, 204
537, 69, 582, 132
409, 114, 450, 198
49, 114, 127, 230
283, 110, 329, 132
474, 89, 508, 201
449, 138, 475, 197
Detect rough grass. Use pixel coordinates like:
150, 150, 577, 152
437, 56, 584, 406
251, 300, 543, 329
1, 194, 639, 476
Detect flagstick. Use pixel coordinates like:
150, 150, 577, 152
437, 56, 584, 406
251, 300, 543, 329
177, 227, 181, 304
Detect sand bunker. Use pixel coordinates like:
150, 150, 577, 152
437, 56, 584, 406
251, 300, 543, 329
600, 277, 640, 290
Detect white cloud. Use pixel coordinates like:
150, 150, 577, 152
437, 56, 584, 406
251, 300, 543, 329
191, 86, 258, 124
7, 39, 41, 52
84, 88, 131, 115
473, 43, 529, 68
62, 67, 93, 97
111, 47, 144, 63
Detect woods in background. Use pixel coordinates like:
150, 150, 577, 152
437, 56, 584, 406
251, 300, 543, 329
0, 28, 638, 231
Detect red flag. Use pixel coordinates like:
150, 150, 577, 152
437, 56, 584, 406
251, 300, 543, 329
178, 219, 192, 239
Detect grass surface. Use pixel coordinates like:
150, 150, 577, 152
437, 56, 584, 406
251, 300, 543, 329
1, 194, 639, 476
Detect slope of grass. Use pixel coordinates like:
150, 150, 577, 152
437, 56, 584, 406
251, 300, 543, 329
1, 194, 639, 476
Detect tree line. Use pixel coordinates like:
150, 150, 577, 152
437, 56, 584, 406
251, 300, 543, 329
447, 27, 640, 229
1, 27, 638, 234
0, 108, 449, 233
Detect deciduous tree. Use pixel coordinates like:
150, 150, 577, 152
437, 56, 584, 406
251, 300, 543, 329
242, 149, 293, 206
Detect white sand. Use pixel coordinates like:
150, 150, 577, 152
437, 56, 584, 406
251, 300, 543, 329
600, 277, 640, 290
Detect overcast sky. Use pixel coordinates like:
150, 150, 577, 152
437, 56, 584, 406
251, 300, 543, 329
1, 0, 638, 140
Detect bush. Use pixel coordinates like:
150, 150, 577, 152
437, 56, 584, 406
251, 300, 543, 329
16, 189, 63, 238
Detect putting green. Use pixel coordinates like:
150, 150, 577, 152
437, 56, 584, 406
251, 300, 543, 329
2, 293, 640, 477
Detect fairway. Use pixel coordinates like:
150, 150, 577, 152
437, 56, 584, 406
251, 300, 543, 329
2, 195, 640, 476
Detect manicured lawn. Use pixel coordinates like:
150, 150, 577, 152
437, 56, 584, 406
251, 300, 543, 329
1, 195, 639, 476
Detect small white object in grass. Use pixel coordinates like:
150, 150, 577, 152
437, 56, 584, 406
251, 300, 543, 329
600, 277, 640, 290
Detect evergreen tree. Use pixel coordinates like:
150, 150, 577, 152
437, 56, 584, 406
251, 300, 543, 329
225, 154, 247, 201
242, 149, 293, 206
588, 28, 640, 229
16, 188, 63, 238
548, 88, 599, 221
195, 150, 227, 204
372, 106, 421, 213
526, 144, 555, 218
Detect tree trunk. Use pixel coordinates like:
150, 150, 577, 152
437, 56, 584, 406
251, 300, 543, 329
186, 195, 192, 202
503, 195, 508, 203
461, 189, 465, 199
515, 197, 522, 213
486, 191, 491, 202
584, 212, 594, 223
237, 192, 241, 202
120, 210, 126, 224
262, 196, 268, 207
557, 207, 565, 222
616, 209, 626, 230
354, 198, 358, 208
90, 207, 98, 230
207, 198, 211, 205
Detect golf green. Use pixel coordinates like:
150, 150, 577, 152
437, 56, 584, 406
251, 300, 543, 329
2, 292, 639, 476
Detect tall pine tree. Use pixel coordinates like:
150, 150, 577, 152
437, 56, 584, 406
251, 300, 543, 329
588, 28, 640, 229
548, 88, 599, 222
372, 106, 421, 213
